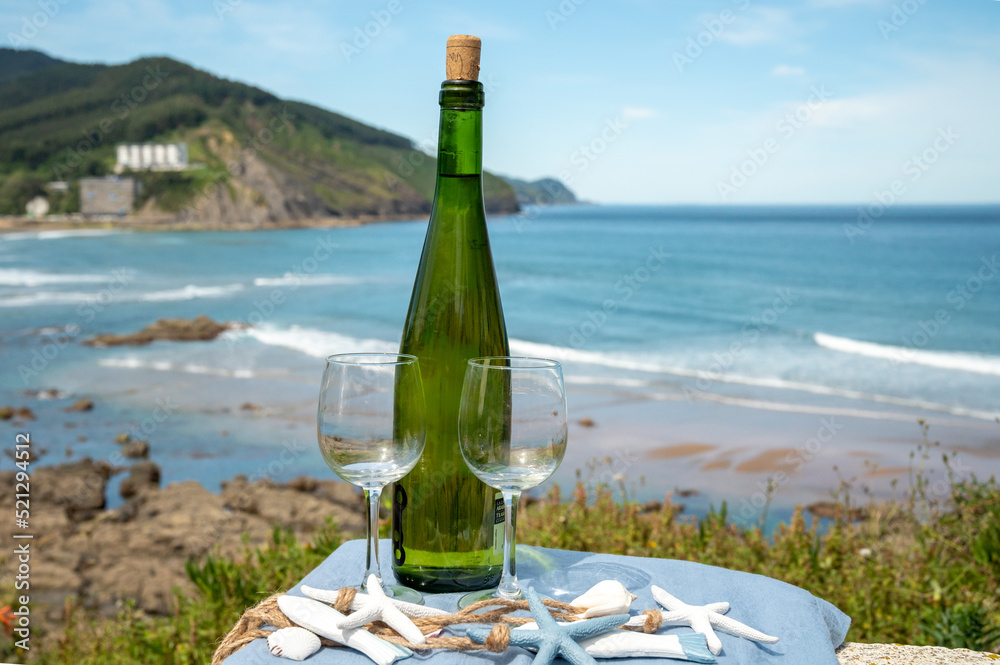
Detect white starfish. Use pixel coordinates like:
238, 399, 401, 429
302, 580, 448, 620
625, 585, 779, 656
302, 575, 427, 644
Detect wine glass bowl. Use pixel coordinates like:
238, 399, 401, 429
318, 353, 425, 602
457, 356, 567, 606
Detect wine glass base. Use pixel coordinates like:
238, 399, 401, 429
457, 586, 521, 609
386, 584, 423, 605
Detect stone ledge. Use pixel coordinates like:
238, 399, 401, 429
838, 642, 1000, 663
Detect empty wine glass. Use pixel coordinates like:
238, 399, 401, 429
456, 356, 568, 607
318, 353, 425, 603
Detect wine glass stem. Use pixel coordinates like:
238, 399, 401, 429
498, 490, 520, 599
362, 486, 383, 591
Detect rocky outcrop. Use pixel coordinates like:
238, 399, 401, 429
84, 315, 237, 346
0, 405, 35, 420
837, 642, 999, 663
119, 461, 160, 498
121, 439, 150, 459
0, 459, 365, 637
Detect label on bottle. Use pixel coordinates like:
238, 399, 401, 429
392, 484, 407, 565
493, 492, 505, 555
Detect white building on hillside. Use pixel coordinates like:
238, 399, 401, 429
115, 142, 188, 172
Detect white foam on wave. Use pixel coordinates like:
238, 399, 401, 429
0, 283, 245, 307
0, 268, 108, 287
253, 273, 363, 287
0, 229, 123, 241
815, 332, 1000, 377
232, 325, 395, 358
139, 284, 245, 302
646, 390, 959, 423
0, 291, 110, 307
512, 339, 1000, 422
98, 357, 257, 379
221, 328, 1000, 422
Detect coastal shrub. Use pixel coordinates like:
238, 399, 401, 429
15, 447, 1000, 663
516, 453, 1000, 649
36, 520, 342, 665
921, 603, 1000, 652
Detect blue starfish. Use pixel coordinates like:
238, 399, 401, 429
466, 587, 631, 665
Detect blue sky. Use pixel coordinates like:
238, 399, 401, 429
2, 0, 998, 204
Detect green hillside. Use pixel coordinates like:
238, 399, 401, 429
502, 175, 579, 206
0, 48, 519, 222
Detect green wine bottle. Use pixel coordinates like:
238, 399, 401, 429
392, 35, 508, 592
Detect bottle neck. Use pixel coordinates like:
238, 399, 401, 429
436, 80, 484, 177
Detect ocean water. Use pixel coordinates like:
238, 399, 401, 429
1, 205, 998, 512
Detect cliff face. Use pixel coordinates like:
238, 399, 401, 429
0, 49, 520, 223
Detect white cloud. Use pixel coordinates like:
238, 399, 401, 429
622, 107, 658, 120
716, 7, 794, 46
809, 0, 883, 7
808, 95, 889, 128
772, 64, 807, 77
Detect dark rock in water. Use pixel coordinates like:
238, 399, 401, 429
65, 398, 94, 412
114, 432, 132, 444
26, 388, 67, 400
240, 402, 262, 411
121, 440, 150, 459
120, 461, 161, 499
640, 500, 664, 514
807, 501, 868, 521
0, 405, 36, 420
84, 315, 238, 347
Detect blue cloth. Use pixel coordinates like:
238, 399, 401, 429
222, 539, 850, 665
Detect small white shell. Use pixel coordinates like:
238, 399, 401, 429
267, 626, 322, 661
570, 580, 638, 618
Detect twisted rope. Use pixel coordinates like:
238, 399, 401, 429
212, 587, 645, 664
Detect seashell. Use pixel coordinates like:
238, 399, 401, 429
267, 627, 321, 661
570, 580, 638, 618
278, 595, 412, 665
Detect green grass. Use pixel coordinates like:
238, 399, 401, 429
4, 436, 998, 663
